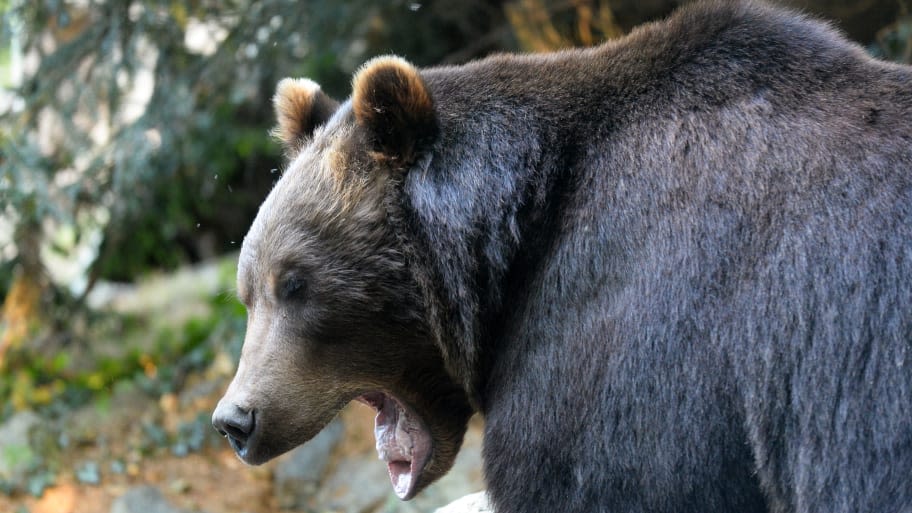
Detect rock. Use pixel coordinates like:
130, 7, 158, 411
0, 411, 43, 484
433, 492, 492, 513
110, 485, 200, 513
313, 455, 392, 513
89, 259, 224, 314
65, 405, 104, 444
273, 417, 344, 509
66, 381, 158, 447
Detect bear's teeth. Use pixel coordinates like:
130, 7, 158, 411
375, 418, 397, 461
393, 470, 412, 498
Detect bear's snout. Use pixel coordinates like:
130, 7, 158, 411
212, 401, 256, 456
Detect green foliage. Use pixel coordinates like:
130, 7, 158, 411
74, 460, 100, 485
0, 0, 508, 301
0, 429, 56, 496
0, 283, 246, 418
1, 444, 36, 473
0, 0, 512, 380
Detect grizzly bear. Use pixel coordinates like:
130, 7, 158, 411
213, 1, 912, 512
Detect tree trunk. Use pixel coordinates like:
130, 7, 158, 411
0, 221, 46, 370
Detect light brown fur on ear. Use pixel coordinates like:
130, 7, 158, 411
272, 78, 339, 155
351, 56, 438, 166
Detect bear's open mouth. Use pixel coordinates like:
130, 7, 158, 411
356, 391, 431, 500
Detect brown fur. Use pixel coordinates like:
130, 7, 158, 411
352, 56, 438, 167
271, 78, 339, 155
216, 2, 912, 511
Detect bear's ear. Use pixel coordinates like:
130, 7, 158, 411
352, 56, 438, 167
272, 78, 340, 155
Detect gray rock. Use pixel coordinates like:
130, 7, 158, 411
273, 417, 344, 509
0, 411, 42, 483
314, 455, 392, 513
433, 492, 492, 513
66, 381, 157, 446
110, 485, 198, 513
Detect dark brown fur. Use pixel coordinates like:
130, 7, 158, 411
352, 56, 439, 167
216, 2, 912, 512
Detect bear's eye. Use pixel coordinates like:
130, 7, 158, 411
279, 276, 307, 301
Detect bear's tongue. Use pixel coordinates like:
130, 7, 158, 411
359, 392, 431, 500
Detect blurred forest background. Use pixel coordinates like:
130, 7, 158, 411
0, 1, 910, 512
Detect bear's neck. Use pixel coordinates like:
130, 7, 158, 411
392, 102, 577, 408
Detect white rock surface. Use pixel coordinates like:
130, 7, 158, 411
0, 411, 42, 483
433, 491, 492, 513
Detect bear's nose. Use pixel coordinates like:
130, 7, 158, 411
212, 401, 255, 453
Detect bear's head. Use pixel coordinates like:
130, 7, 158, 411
212, 57, 473, 500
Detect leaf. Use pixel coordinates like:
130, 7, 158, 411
74, 461, 100, 485
2, 443, 36, 469
26, 471, 52, 497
